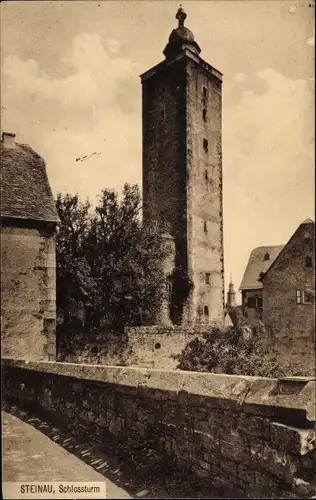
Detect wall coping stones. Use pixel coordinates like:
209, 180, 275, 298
2, 358, 315, 425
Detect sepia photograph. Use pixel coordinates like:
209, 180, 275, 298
1, 1, 315, 498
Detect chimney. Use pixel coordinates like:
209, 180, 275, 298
1, 132, 16, 148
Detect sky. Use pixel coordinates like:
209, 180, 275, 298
1, 0, 314, 303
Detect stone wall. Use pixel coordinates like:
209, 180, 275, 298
2, 358, 315, 499
1, 223, 57, 361
262, 222, 315, 373
58, 326, 210, 369
186, 57, 225, 325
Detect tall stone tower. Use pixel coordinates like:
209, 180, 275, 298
141, 6, 224, 325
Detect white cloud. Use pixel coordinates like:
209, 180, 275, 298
306, 26, 315, 47
223, 68, 314, 291
232, 72, 248, 83
1, 33, 142, 201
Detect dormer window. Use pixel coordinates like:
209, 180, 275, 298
264, 252, 270, 261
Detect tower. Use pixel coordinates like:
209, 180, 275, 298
227, 277, 237, 308
141, 6, 225, 325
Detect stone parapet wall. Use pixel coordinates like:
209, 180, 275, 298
58, 326, 216, 369
2, 358, 315, 498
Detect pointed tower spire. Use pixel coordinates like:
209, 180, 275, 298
176, 5, 187, 28
163, 5, 201, 59
227, 277, 237, 308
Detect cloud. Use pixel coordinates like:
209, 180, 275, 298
306, 25, 314, 47
232, 72, 248, 83
1, 33, 142, 201
223, 68, 314, 289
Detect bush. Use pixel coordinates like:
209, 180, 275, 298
175, 322, 308, 378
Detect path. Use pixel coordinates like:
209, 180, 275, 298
2, 411, 131, 499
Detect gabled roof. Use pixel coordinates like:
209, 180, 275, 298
261, 219, 315, 281
239, 245, 284, 291
1, 139, 59, 223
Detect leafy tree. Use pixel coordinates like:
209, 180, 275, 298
56, 193, 91, 330
56, 184, 169, 335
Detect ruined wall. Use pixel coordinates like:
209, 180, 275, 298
1, 224, 56, 360
186, 57, 224, 324
262, 224, 315, 372
3, 358, 315, 499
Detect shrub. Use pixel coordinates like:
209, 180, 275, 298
175, 322, 309, 378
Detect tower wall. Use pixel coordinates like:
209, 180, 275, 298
142, 48, 224, 325
186, 57, 224, 324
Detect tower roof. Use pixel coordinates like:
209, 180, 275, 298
163, 6, 201, 59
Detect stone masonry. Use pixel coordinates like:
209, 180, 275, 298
3, 358, 315, 499
141, 10, 224, 326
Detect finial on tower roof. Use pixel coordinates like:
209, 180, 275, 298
176, 5, 187, 28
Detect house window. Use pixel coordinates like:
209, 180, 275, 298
296, 290, 302, 304
203, 108, 207, 122
203, 138, 209, 152
247, 297, 257, 309
303, 290, 313, 304
205, 169, 208, 181
205, 272, 211, 285
305, 256, 313, 268
204, 305, 209, 316
204, 221, 208, 233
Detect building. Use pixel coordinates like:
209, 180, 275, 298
1, 132, 59, 361
260, 219, 315, 369
141, 6, 224, 326
239, 245, 284, 320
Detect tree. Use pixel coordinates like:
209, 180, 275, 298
56, 184, 169, 335
56, 192, 91, 330
85, 184, 169, 330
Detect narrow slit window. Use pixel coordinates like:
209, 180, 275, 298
296, 290, 302, 304
305, 256, 313, 268
205, 272, 211, 285
203, 138, 209, 152
202, 86, 207, 99
204, 221, 208, 233
203, 108, 207, 122
205, 169, 208, 181
204, 306, 209, 317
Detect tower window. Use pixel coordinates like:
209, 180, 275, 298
203, 138, 209, 152
296, 290, 302, 304
202, 86, 207, 99
204, 305, 209, 316
205, 272, 211, 285
203, 108, 207, 122
303, 290, 313, 304
166, 274, 173, 293
205, 169, 208, 181
305, 256, 313, 268
204, 221, 208, 233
